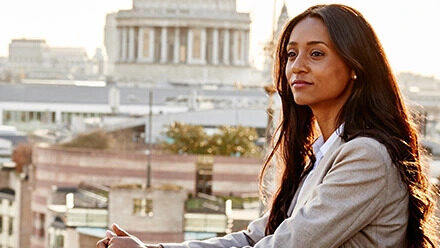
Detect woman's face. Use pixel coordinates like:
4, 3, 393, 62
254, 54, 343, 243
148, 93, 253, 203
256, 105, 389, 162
285, 17, 353, 110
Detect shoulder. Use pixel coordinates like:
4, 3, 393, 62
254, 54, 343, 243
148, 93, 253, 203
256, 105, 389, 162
337, 136, 391, 165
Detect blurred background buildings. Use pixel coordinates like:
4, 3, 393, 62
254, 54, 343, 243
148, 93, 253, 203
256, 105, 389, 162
0, 0, 440, 248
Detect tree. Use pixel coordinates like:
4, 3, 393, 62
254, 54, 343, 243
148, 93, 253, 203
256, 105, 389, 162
210, 125, 261, 157
62, 130, 114, 150
12, 143, 32, 173
162, 122, 209, 154
162, 122, 262, 157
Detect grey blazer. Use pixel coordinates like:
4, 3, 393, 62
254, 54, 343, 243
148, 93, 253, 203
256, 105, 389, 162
163, 137, 409, 248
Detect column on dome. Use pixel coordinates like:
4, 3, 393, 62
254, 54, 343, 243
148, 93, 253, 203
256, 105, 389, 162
222, 29, 230, 65
128, 27, 135, 61
121, 27, 128, 62
244, 30, 250, 65
160, 27, 168, 63
137, 27, 143, 61
187, 29, 193, 64
173, 28, 180, 64
200, 28, 207, 64
212, 28, 219, 65
239, 30, 246, 65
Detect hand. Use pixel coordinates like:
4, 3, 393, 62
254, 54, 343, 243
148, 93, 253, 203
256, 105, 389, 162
96, 229, 115, 248
98, 223, 164, 248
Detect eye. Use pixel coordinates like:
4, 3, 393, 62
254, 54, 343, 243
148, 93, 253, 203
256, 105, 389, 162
286, 49, 297, 58
311, 50, 324, 57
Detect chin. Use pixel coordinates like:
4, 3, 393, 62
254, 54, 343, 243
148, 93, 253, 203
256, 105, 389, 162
293, 97, 310, 106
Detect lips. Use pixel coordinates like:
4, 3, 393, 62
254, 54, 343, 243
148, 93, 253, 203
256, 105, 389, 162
291, 79, 313, 87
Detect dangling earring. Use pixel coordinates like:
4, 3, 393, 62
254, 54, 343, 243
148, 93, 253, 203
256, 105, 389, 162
352, 74, 357, 80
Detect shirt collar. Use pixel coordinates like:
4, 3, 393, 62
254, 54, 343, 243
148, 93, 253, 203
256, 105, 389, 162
313, 123, 344, 157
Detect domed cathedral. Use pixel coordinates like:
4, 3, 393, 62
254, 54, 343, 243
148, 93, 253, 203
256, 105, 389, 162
104, 0, 261, 87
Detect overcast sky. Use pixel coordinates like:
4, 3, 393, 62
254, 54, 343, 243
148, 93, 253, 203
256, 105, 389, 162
1, 0, 439, 78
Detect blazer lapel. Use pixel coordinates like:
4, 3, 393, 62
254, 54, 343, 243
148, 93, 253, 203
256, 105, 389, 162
290, 137, 344, 217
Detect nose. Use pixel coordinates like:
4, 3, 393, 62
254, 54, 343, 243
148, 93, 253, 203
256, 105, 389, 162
288, 53, 308, 75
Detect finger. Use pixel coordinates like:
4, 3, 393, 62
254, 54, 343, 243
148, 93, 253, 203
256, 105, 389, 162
108, 236, 126, 246
96, 238, 109, 248
106, 230, 116, 239
112, 223, 130, 236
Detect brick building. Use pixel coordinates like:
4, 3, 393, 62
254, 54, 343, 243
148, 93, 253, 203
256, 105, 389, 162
30, 144, 262, 247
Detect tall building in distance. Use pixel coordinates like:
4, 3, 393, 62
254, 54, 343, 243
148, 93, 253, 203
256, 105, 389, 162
105, 0, 261, 87
6, 39, 103, 81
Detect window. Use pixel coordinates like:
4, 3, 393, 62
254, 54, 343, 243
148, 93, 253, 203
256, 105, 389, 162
8, 217, 13, 236
34, 213, 45, 238
55, 234, 64, 248
20, 111, 26, 122
154, 27, 161, 62
167, 27, 175, 62
179, 28, 188, 63
133, 198, 153, 217
195, 156, 213, 196
206, 28, 213, 64
3, 111, 11, 122
36, 112, 42, 121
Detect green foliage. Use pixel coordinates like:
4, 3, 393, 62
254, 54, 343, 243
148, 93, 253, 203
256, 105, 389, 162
162, 122, 261, 157
162, 122, 209, 154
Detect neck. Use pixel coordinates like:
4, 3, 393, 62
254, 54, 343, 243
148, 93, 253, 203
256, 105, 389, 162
315, 114, 338, 142
312, 104, 342, 141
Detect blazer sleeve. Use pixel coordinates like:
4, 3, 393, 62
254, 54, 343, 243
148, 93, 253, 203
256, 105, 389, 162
161, 212, 269, 248
241, 139, 390, 248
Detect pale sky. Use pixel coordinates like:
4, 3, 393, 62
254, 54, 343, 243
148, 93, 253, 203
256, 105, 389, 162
0, 0, 439, 78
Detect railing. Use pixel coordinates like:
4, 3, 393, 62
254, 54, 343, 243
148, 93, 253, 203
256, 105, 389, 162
65, 208, 107, 227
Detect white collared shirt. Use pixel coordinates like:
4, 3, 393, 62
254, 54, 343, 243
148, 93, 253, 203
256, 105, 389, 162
311, 124, 344, 171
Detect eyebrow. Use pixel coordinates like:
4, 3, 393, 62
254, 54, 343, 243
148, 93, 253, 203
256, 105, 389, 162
287, 41, 328, 47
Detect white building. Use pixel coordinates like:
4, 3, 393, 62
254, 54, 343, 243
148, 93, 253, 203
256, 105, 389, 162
105, 0, 262, 86
6, 39, 102, 81
0, 163, 32, 248
0, 81, 270, 141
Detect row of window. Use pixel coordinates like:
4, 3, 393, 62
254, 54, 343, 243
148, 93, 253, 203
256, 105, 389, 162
3, 110, 56, 123
2, 110, 112, 124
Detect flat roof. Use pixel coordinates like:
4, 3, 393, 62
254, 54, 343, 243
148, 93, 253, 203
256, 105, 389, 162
0, 82, 266, 107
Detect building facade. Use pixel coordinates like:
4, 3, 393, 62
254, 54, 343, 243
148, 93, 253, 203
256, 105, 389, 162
109, 186, 187, 243
30, 144, 262, 247
105, 0, 261, 86
0, 82, 269, 139
0, 164, 32, 248
6, 39, 102, 81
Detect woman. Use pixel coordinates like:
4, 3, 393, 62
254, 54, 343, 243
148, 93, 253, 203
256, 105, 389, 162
98, 4, 437, 248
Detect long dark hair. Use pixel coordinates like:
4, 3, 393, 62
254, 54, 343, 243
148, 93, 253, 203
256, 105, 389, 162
260, 4, 437, 247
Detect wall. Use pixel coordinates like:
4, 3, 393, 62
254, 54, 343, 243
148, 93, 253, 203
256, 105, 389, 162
109, 187, 187, 243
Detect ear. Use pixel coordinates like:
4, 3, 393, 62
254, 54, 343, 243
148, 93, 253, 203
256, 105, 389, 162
112, 223, 130, 236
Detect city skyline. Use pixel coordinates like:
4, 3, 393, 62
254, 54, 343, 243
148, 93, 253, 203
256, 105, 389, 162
0, 0, 439, 78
